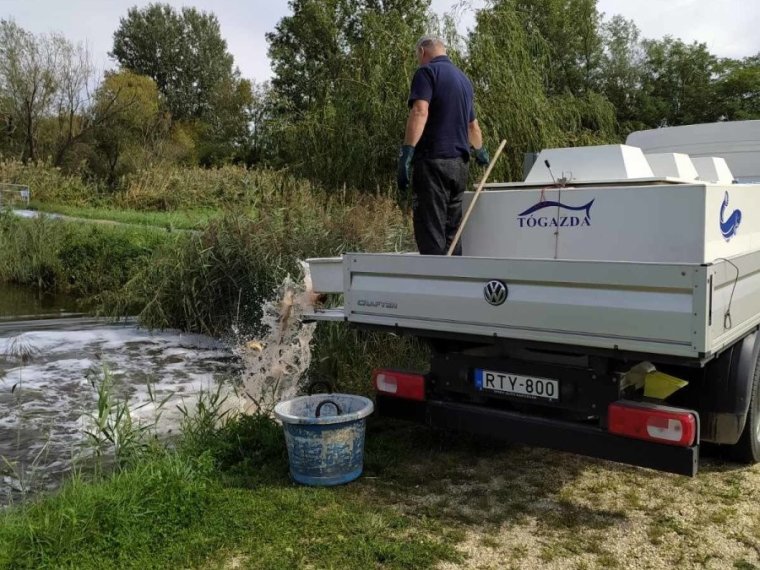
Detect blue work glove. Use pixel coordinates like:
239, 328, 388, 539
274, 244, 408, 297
397, 144, 415, 192
474, 146, 490, 166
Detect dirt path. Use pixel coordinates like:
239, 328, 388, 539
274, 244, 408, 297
359, 423, 760, 569
11, 209, 193, 233
432, 450, 759, 569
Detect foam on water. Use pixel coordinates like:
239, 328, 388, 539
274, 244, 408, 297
0, 325, 231, 502
0, 265, 320, 503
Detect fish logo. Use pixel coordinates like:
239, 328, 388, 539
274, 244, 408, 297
517, 199, 595, 229
720, 191, 741, 241
517, 199, 595, 218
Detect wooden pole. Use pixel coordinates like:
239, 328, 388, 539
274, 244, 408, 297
447, 139, 507, 256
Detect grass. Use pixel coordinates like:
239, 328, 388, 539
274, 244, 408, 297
0, 212, 175, 307
0, 413, 461, 570
6, 411, 760, 569
0, 455, 458, 569
28, 202, 220, 231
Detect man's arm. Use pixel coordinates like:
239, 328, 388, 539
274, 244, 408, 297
404, 100, 429, 146
469, 119, 491, 165
468, 119, 483, 150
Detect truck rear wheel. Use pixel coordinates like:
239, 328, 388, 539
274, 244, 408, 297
729, 350, 760, 463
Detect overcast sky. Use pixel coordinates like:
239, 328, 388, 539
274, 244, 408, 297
1, 0, 758, 83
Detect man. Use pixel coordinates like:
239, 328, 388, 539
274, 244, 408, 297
397, 36, 489, 256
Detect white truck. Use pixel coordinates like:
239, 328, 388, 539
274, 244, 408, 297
307, 120, 760, 476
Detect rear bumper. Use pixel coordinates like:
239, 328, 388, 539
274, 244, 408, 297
376, 395, 699, 476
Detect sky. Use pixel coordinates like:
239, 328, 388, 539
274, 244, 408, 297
1, 0, 758, 83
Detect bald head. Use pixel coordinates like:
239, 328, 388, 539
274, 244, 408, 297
416, 35, 446, 65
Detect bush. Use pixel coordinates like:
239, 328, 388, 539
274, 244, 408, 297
311, 324, 430, 396
0, 212, 172, 304
0, 159, 102, 206
108, 185, 413, 334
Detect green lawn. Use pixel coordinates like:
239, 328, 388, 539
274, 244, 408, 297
28, 202, 221, 230
3, 412, 760, 569
0, 416, 462, 570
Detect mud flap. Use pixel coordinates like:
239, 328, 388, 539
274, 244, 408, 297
701, 331, 760, 444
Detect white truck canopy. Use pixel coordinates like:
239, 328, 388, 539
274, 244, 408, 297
627, 120, 760, 183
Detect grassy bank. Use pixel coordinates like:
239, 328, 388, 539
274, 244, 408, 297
29, 202, 220, 231
0, 212, 174, 305
4, 404, 760, 570
0, 413, 461, 570
0, 160, 411, 326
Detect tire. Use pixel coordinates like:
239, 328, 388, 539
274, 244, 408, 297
729, 348, 760, 463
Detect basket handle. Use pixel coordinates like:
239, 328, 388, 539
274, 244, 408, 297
315, 399, 342, 418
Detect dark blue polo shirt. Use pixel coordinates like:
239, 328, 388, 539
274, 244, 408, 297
408, 55, 475, 160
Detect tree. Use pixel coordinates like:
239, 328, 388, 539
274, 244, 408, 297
0, 20, 97, 165
598, 15, 645, 133
0, 20, 61, 161
514, 0, 603, 96
267, 0, 430, 188
637, 37, 720, 127
266, 0, 349, 114
195, 76, 254, 166
90, 70, 167, 184
111, 4, 235, 121
467, 0, 616, 181
715, 55, 760, 121
51, 35, 94, 165
245, 80, 277, 165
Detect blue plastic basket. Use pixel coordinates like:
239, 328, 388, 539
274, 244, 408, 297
274, 394, 374, 486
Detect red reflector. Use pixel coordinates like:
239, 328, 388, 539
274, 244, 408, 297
372, 369, 426, 401
608, 402, 697, 447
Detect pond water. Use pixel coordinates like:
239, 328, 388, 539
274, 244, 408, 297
0, 282, 76, 321
0, 283, 232, 504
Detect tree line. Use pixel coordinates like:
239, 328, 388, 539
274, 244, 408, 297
1, 0, 758, 190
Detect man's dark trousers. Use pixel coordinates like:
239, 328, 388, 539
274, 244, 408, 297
412, 156, 469, 256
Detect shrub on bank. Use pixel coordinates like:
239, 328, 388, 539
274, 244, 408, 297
0, 159, 102, 206
108, 186, 413, 334
0, 213, 173, 304
1, 158, 401, 213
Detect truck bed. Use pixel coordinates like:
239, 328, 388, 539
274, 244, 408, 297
308, 250, 760, 361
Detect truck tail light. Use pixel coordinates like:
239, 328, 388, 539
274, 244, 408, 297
373, 369, 426, 401
608, 401, 698, 447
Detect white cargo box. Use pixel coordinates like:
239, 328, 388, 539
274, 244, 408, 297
308, 257, 344, 293
525, 144, 653, 184
461, 181, 757, 264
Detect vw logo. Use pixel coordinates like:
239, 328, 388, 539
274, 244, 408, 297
483, 280, 508, 306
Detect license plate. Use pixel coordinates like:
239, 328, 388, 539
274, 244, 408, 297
474, 369, 559, 401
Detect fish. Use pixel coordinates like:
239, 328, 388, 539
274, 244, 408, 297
518, 199, 595, 219
720, 191, 741, 240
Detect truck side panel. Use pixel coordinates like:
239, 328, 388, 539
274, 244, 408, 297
345, 254, 706, 358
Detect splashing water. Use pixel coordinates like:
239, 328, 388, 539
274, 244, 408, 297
229, 262, 319, 415
0, 264, 322, 501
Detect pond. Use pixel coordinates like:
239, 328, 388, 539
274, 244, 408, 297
0, 283, 232, 504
